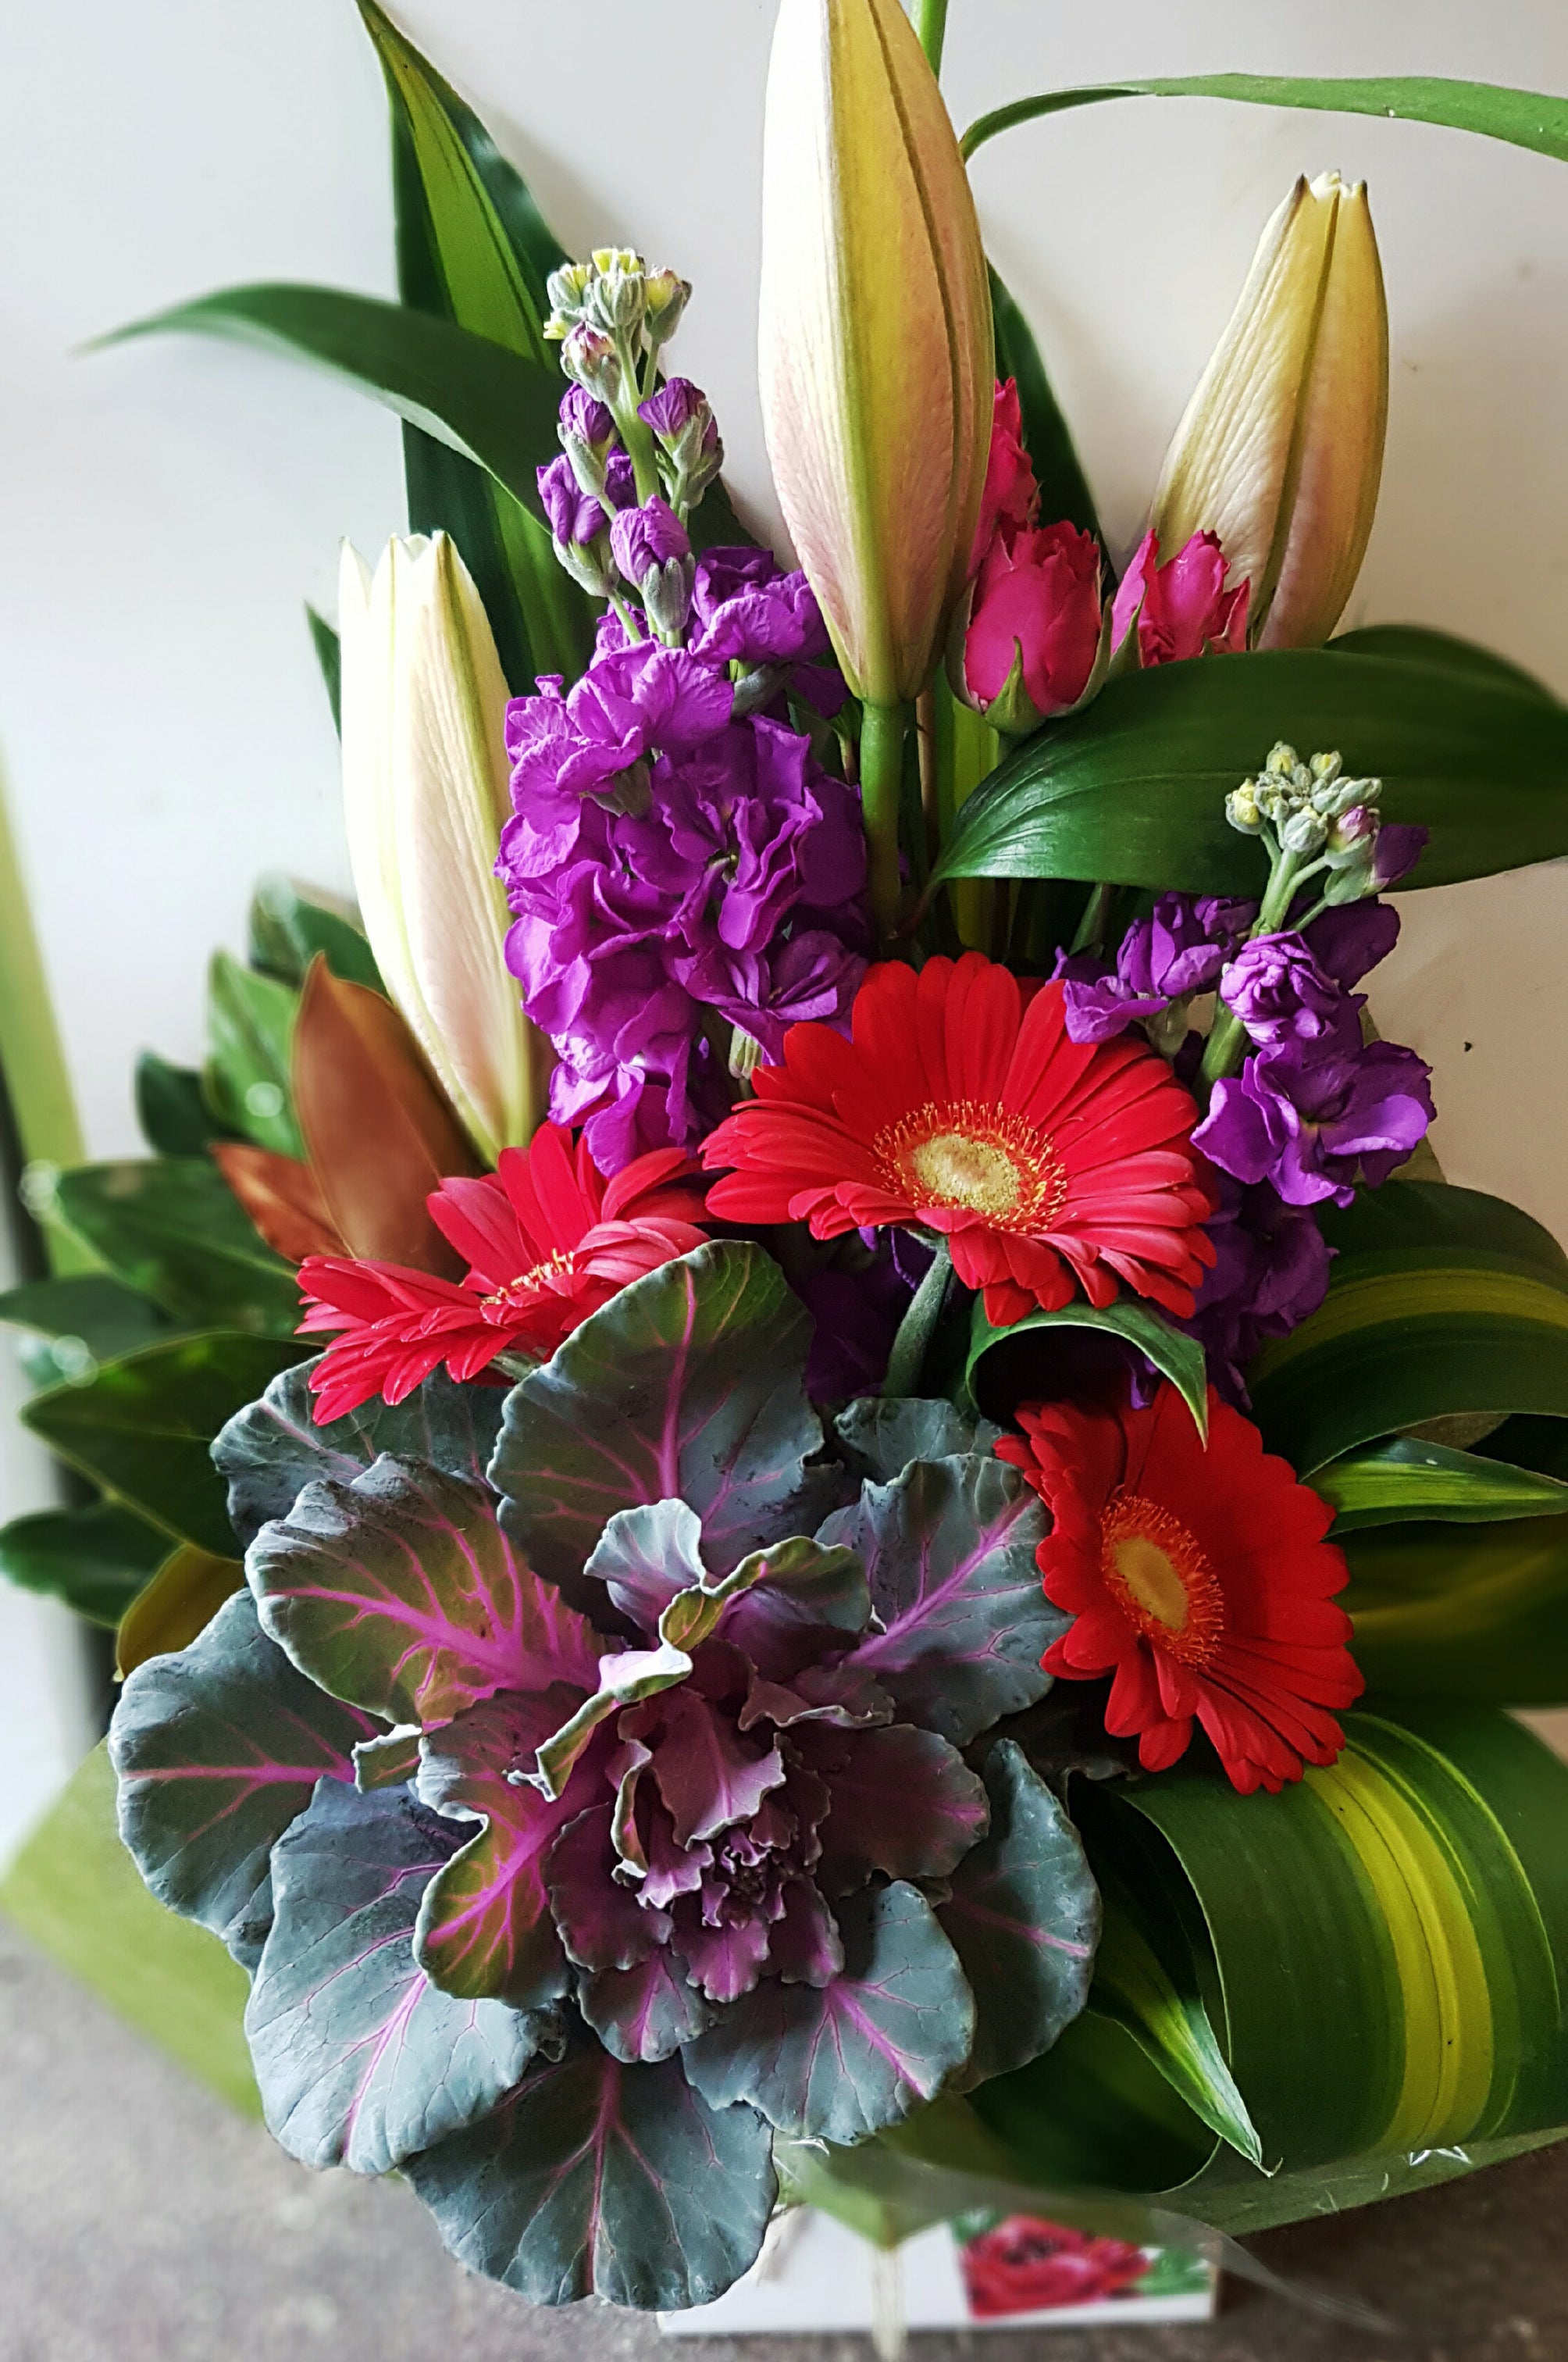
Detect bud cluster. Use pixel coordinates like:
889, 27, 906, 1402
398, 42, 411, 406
1225, 744, 1381, 857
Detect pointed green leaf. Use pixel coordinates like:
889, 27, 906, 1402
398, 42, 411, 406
1331, 624, 1556, 702
1342, 1518, 1568, 1704
304, 605, 342, 733
23, 1331, 308, 1554
1314, 1436, 1568, 1532
928, 650, 1568, 897
134, 1051, 232, 1158
116, 1543, 244, 1675
0, 1497, 168, 1626
967, 1292, 1209, 1438
964, 75, 1568, 168
0, 1271, 173, 1370
51, 1158, 301, 1338
205, 951, 301, 1157
248, 873, 382, 994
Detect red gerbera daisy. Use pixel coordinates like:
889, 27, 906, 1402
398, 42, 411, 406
700, 952, 1215, 1326
298, 1122, 708, 1422
997, 1382, 1363, 1794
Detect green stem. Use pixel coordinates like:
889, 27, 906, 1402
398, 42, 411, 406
860, 701, 910, 944
1069, 880, 1117, 956
912, 0, 950, 74
882, 1240, 953, 1399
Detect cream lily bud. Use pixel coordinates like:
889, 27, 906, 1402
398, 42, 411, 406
337, 532, 545, 1166
1151, 173, 1388, 651
758, 0, 993, 707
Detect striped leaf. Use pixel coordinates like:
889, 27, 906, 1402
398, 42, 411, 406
975, 1704, 1568, 2224
1249, 1181, 1568, 1475
1342, 1520, 1568, 1705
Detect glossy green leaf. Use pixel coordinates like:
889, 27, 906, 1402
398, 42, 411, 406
305, 605, 342, 733
204, 951, 301, 1158
1313, 1436, 1568, 1531
134, 1051, 231, 1158
976, 1705, 1568, 2222
963, 74, 1568, 167
988, 268, 1100, 543
1331, 624, 1556, 702
967, 1294, 1210, 1438
928, 650, 1568, 897
362, 0, 594, 691
52, 1159, 301, 1338
102, 286, 564, 527
1342, 1519, 1568, 1704
0, 1497, 168, 1627
22, 1331, 308, 1555
0, 1741, 259, 2117
247, 875, 382, 996
0, 1271, 173, 1372
1249, 1181, 1568, 1475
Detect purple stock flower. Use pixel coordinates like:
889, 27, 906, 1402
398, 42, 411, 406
639, 376, 717, 448
537, 454, 608, 548
1372, 822, 1428, 891
504, 642, 734, 825
1178, 1176, 1334, 1404
1219, 933, 1357, 1049
1304, 899, 1401, 988
1193, 1037, 1434, 1208
611, 498, 691, 587
560, 386, 615, 449
1061, 894, 1255, 1044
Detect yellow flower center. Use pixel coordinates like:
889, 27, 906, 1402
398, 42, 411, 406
1099, 1490, 1224, 1667
873, 1099, 1067, 1233
483, 1250, 577, 1321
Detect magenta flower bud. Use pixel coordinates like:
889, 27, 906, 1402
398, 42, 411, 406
611, 498, 692, 585
639, 377, 715, 448
1110, 530, 1250, 667
560, 387, 615, 451
959, 520, 1102, 731
538, 455, 608, 548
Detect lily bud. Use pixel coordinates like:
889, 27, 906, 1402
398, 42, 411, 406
337, 533, 547, 1166
1150, 173, 1388, 651
758, 0, 993, 706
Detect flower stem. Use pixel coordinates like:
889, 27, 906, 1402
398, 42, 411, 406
1068, 880, 1117, 956
912, 0, 950, 75
882, 1238, 953, 1400
860, 701, 910, 945
1198, 846, 1309, 1090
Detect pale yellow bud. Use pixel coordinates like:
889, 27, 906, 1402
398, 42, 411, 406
1152, 173, 1388, 651
337, 533, 546, 1167
758, 0, 994, 707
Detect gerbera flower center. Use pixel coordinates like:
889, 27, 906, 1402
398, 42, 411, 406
872, 1099, 1067, 1231
1099, 1489, 1224, 1668
482, 1250, 578, 1320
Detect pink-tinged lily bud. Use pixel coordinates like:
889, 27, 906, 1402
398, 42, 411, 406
959, 521, 1103, 733
1110, 530, 1250, 666
758, 0, 994, 707
338, 533, 547, 1166
1150, 173, 1388, 651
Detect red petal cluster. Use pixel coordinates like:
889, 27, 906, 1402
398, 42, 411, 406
298, 1122, 707, 1422
702, 954, 1216, 1326
998, 1382, 1363, 1794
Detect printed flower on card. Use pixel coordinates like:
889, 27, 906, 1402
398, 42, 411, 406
998, 1381, 1363, 1793
297, 1122, 709, 1419
702, 953, 1216, 1326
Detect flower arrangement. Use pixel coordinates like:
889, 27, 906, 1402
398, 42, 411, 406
7, 0, 1568, 2323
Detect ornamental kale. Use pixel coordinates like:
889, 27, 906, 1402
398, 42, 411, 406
109, 1243, 1098, 2311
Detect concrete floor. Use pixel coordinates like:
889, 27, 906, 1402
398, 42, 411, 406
1, 1908, 1565, 2362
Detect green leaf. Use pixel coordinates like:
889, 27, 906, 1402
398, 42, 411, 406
0, 1497, 168, 1627
23, 1331, 308, 1554
1249, 1181, 1568, 1475
305, 605, 342, 733
110, 1590, 379, 1970
0, 1741, 259, 2118
928, 649, 1568, 897
102, 285, 565, 528
1331, 624, 1556, 703
404, 2032, 776, 2310
1313, 1436, 1568, 1532
212, 1354, 506, 1552
204, 951, 301, 1157
245, 1779, 551, 2175
493, 1242, 847, 1593
1342, 1519, 1568, 1704
115, 1543, 244, 1676
248, 874, 382, 995
988, 267, 1100, 543
0, 1271, 173, 1373
682, 1882, 976, 2144
975, 1705, 1568, 2220
962, 74, 1568, 168
937, 1741, 1099, 2087
134, 1051, 232, 1158
967, 1293, 1210, 1439
52, 1159, 301, 1338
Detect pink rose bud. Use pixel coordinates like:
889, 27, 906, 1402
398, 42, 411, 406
969, 378, 1039, 574
961, 520, 1102, 731
1110, 530, 1250, 666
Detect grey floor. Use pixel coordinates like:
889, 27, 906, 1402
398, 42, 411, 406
0, 1910, 1563, 2362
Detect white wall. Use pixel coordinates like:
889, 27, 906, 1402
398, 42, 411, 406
0, 0, 1561, 1182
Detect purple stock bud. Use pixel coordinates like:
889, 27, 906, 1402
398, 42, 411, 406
610, 498, 692, 584
639, 377, 716, 448
1371, 822, 1428, 891
560, 387, 615, 451
561, 323, 621, 405
537, 455, 607, 548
